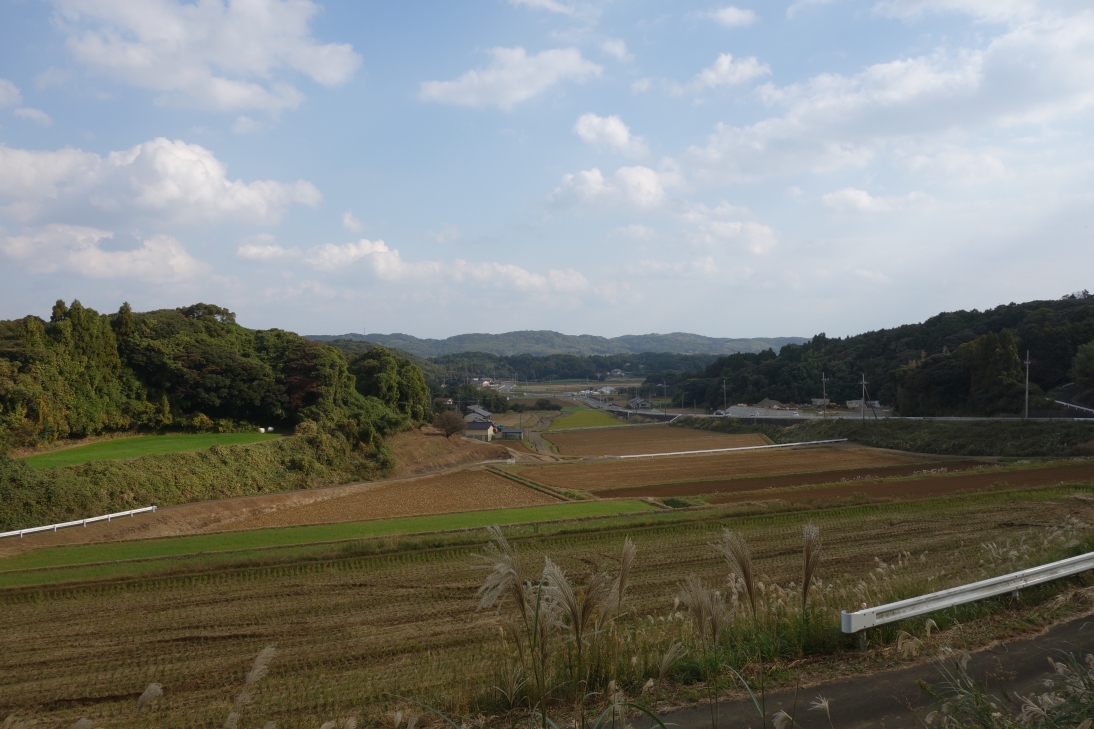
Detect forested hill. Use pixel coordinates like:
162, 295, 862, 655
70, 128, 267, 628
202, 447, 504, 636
660, 293, 1094, 416
0, 301, 431, 454
308, 330, 806, 357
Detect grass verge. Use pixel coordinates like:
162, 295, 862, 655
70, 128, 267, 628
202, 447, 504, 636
19, 433, 283, 469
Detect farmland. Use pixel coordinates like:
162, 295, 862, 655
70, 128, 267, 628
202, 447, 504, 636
2, 488, 1092, 728
18, 432, 283, 469
543, 407, 624, 430
542, 424, 768, 456
515, 443, 935, 491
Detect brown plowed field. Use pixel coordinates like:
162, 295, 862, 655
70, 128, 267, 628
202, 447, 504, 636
518, 445, 934, 492
223, 469, 558, 530
603, 460, 987, 498
542, 426, 768, 456
707, 460, 1094, 505
389, 428, 510, 476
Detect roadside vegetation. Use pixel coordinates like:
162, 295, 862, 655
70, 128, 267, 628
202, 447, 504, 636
18, 432, 282, 469
682, 416, 1094, 457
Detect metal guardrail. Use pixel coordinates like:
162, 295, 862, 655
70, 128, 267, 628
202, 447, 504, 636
614, 438, 848, 459
0, 506, 158, 540
841, 550, 1094, 633
1056, 400, 1094, 415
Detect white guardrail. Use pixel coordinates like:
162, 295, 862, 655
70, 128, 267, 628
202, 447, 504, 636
0, 505, 158, 540
614, 438, 848, 459
841, 550, 1094, 633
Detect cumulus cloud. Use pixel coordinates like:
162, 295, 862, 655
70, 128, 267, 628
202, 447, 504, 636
708, 6, 759, 27
684, 7, 1094, 183
822, 187, 932, 212
610, 224, 657, 239
1, 224, 210, 281
342, 211, 364, 232
787, 0, 835, 19
237, 235, 301, 261
601, 39, 632, 61
552, 166, 667, 209
15, 108, 53, 126
300, 237, 590, 293
419, 47, 601, 111
573, 113, 649, 157
0, 137, 320, 225
508, 0, 575, 13
47, 0, 361, 112
678, 53, 771, 94
0, 79, 22, 107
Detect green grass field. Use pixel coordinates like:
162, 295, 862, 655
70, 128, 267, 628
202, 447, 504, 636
0, 500, 657, 586
546, 408, 625, 430
19, 433, 283, 469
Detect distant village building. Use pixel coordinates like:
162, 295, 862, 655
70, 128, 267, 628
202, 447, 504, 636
495, 427, 523, 441
609, 369, 626, 377
755, 398, 783, 409
597, 386, 616, 395
433, 397, 454, 406
629, 397, 652, 409
465, 420, 494, 441
470, 378, 492, 388
846, 399, 881, 409
811, 398, 830, 407
464, 404, 492, 422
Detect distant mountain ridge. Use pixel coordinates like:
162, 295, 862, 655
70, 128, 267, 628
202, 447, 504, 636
306, 330, 807, 357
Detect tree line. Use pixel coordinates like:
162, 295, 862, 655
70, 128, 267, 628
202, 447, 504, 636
644, 294, 1094, 416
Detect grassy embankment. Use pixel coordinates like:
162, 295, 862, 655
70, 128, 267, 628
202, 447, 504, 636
0, 500, 657, 587
19, 433, 282, 469
682, 416, 1094, 457
0, 429, 393, 532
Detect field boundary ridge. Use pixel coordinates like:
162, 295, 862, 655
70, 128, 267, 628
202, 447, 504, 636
612, 438, 848, 459
485, 467, 573, 500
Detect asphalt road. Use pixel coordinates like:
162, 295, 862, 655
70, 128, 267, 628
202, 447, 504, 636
637, 612, 1094, 729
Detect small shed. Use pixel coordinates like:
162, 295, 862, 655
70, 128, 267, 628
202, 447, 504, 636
496, 427, 523, 441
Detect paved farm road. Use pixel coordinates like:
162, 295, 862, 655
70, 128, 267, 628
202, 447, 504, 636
639, 612, 1094, 729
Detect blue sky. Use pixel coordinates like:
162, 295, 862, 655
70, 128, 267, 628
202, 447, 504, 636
0, 0, 1091, 339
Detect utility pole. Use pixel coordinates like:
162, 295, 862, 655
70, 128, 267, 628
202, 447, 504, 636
860, 374, 867, 422
821, 371, 829, 420
1024, 350, 1030, 420
723, 379, 727, 412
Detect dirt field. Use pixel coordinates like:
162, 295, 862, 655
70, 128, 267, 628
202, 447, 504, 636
518, 445, 936, 492
224, 469, 558, 530
542, 426, 768, 456
603, 461, 986, 498
390, 428, 511, 477
706, 460, 1094, 505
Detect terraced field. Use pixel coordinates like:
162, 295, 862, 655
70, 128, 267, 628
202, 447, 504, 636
517, 444, 935, 491
2, 489, 1090, 728
542, 425, 767, 456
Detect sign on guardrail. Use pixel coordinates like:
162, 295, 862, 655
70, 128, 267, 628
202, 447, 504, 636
0, 505, 158, 540
841, 550, 1094, 633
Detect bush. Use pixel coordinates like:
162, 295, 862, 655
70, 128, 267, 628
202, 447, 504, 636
535, 398, 562, 411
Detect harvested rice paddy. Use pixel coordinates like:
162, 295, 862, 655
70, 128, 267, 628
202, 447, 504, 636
542, 425, 768, 456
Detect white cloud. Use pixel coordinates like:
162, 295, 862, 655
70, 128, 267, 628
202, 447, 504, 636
47, 0, 361, 112
631, 78, 652, 93
680, 202, 778, 253
232, 116, 264, 134
871, 0, 1037, 24
0, 137, 320, 225
0, 79, 22, 107
428, 224, 459, 243
601, 39, 632, 61
552, 166, 666, 209
342, 211, 364, 232
610, 224, 657, 239
709, 6, 759, 27
573, 113, 649, 158
1, 224, 209, 281
419, 47, 601, 111
822, 187, 932, 212
301, 237, 589, 293
34, 67, 71, 90
15, 108, 53, 126
237, 235, 301, 261
787, 0, 834, 19
677, 53, 771, 94
508, 0, 575, 14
